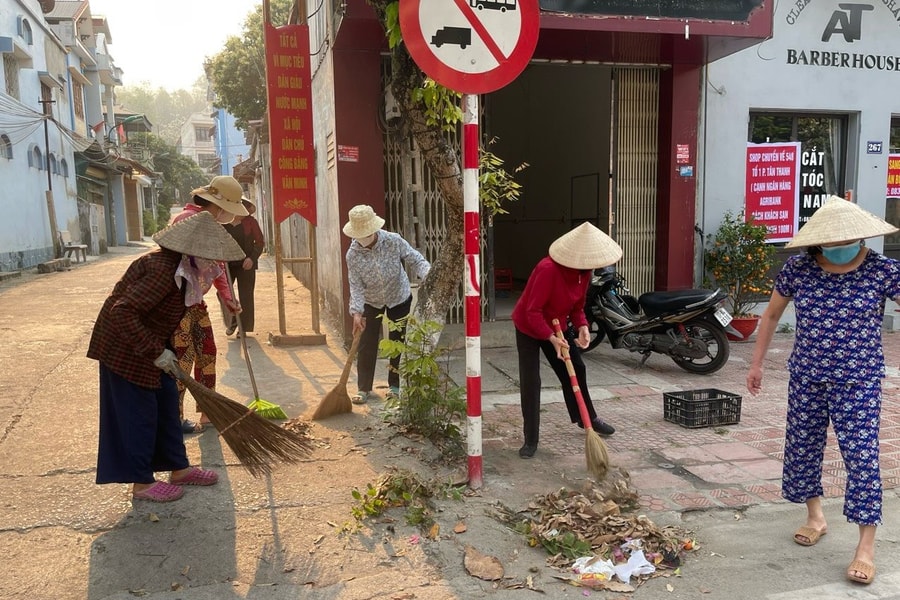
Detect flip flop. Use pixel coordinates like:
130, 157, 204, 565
133, 481, 184, 502
170, 467, 219, 486
847, 559, 875, 584
793, 526, 826, 546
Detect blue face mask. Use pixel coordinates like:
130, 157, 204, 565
821, 240, 861, 265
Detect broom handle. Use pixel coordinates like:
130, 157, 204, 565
551, 319, 594, 431
226, 264, 261, 399
339, 330, 362, 386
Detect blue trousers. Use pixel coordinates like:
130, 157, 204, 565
96, 365, 190, 484
783, 375, 882, 525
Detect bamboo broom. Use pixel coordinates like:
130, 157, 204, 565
310, 330, 361, 420
551, 319, 609, 481
171, 364, 313, 477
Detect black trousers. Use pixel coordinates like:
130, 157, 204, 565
357, 295, 412, 391
226, 268, 257, 332
516, 328, 598, 447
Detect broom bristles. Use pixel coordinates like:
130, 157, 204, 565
585, 428, 610, 481
309, 388, 352, 420
173, 367, 313, 477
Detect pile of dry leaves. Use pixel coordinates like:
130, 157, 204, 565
497, 467, 695, 590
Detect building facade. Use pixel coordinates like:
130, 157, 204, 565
0, 0, 141, 270
701, 0, 900, 266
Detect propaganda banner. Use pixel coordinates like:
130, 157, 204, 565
888, 154, 900, 199
265, 23, 316, 225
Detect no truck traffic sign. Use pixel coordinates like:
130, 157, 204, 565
400, 0, 540, 94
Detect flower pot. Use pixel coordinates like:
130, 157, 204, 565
727, 315, 760, 342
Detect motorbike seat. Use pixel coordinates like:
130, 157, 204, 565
639, 289, 718, 317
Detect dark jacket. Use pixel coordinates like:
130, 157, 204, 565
87, 248, 186, 388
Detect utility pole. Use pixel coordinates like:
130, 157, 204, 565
38, 98, 61, 259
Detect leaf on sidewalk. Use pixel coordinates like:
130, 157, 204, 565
464, 545, 504, 581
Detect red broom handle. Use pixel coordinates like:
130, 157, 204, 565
551, 319, 594, 430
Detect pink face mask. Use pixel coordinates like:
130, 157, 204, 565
174, 255, 222, 306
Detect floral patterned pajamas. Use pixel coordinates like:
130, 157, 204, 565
172, 304, 217, 417
783, 375, 882, 525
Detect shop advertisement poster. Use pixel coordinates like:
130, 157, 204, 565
745, 142, 801, 243
888, 154, 900, 199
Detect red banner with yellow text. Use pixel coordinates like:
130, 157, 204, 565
265, 23, 316, 225
888, 154, 900, 199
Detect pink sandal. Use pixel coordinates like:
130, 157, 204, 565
132, 481, 184, 502
170, 467, 219, 486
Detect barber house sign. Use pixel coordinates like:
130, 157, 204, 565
785, 2, 900, 71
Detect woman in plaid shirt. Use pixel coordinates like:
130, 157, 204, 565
87, 212, 244, 502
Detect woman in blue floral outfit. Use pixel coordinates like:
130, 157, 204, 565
747, 196, 900, 585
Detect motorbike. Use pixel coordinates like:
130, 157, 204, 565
582, 266, 738, 374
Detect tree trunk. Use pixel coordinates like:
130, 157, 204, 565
369, 1, 466, 329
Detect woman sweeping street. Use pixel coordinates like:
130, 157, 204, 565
87, 212, 246, 502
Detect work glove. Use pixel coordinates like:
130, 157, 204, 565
153, 349, 178, 375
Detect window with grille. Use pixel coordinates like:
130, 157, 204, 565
72, 82, 84, 121
195, 127, 211, 142
40, 84, 52, 114
0, 134, 11, 159
3, 54, 19, 99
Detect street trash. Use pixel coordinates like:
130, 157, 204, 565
573, 547, 656, 585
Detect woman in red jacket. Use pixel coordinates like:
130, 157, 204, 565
511, 222, 622, 459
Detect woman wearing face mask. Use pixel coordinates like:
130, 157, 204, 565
169, 176, 248, 433
747, 195, 900, 585
343, 204, 430, 404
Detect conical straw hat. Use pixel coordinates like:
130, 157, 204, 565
152, 211, 245, 261
549, 222, 623, 269
785, 195, 898, 248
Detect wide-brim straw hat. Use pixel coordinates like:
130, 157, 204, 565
549, 222, 623, 269
190, 175, 249, 217
785, 195, 898, 248
342, 204, 385, 238
152, 211, 246, 261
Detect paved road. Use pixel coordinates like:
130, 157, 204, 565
3, 245, 900, 599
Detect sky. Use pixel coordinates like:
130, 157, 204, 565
86, 0, 261, 91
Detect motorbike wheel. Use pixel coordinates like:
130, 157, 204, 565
670, 318, 730, 374
585, 315, 606, 351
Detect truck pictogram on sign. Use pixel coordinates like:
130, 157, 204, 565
432, 26, 471, 49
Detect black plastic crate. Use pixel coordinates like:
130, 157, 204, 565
663, 389, 742, 428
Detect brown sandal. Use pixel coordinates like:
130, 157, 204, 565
793, 525, 826, 546
846, 559, 875, 584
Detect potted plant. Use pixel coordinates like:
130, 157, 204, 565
704, 211, 777, 340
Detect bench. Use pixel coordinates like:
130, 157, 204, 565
59, 230, 88, 263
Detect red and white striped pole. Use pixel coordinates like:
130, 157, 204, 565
462, 93, 482, 489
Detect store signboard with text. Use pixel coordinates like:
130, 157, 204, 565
888, 154, 900, 199
265, 23, 317, 225
745, 142, 801, 243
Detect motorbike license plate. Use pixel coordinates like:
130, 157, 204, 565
714, 307, 732, 327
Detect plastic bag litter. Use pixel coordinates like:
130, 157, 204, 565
573, 549, 656, 585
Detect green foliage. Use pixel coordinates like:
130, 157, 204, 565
480, 137, 528, 217
539, 530, 593, 560
347, 469, 462, 531
205, 0, 294, 130
378, 317, 466, 455
142, 210, 158, 236
410, 79, 463, 133
704, 211, 777, 317
383, 1, 402, 49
